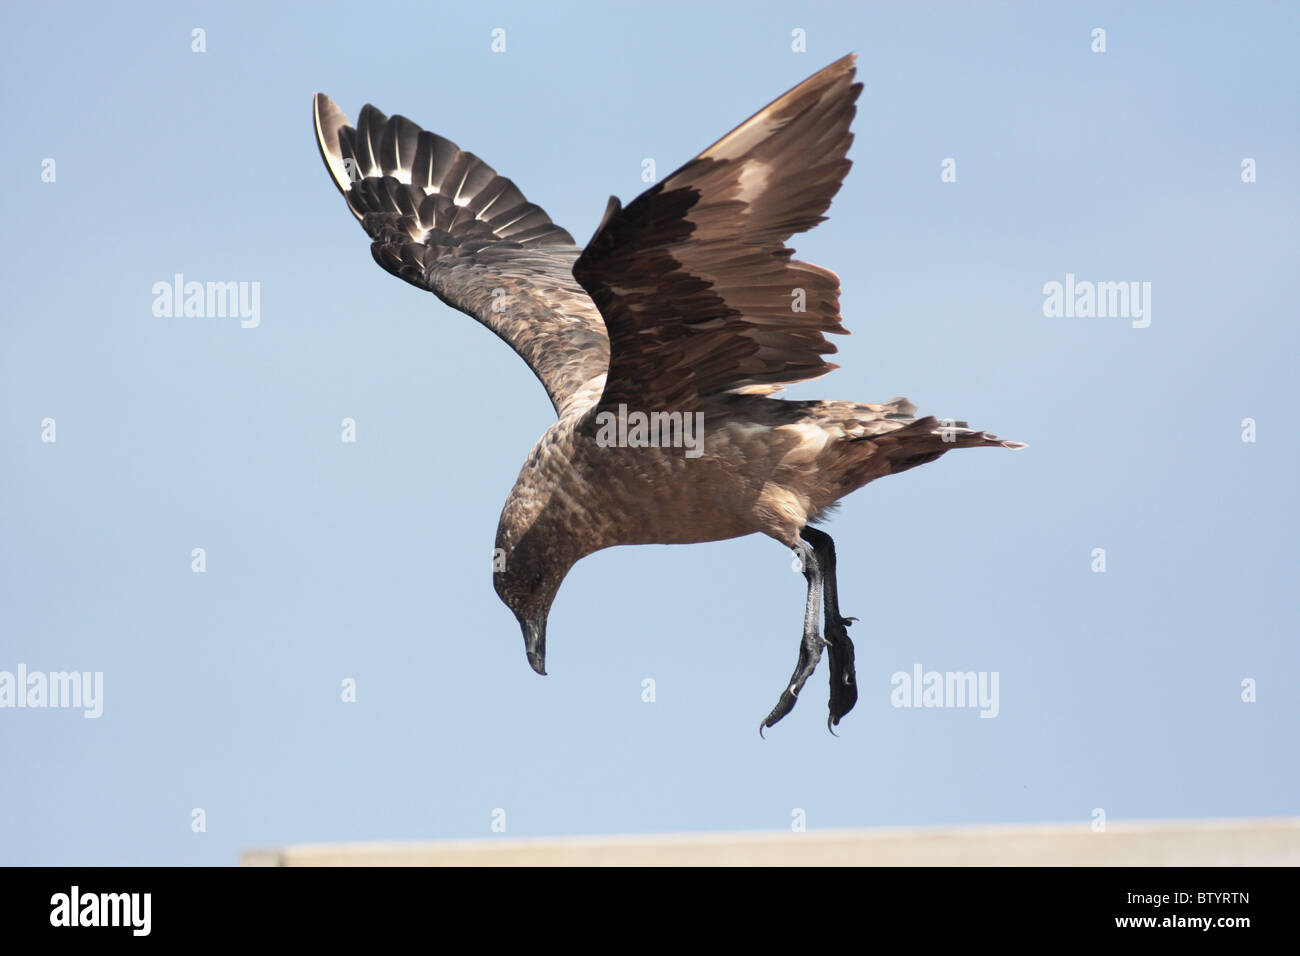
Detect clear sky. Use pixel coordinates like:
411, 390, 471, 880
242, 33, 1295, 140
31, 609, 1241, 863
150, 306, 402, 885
1, 1, 1296, 865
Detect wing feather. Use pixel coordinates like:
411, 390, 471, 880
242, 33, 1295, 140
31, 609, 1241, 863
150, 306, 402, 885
573, 55, 861, 412
314, 94, 609, 417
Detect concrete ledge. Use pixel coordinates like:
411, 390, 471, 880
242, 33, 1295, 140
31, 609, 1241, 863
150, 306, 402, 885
242, 817, 1300, 866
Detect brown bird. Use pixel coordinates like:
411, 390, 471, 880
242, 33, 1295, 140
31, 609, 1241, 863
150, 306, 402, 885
313, 54, 1021, 733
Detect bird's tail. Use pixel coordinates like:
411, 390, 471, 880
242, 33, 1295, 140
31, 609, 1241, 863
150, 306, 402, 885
824, 397, 1024, 490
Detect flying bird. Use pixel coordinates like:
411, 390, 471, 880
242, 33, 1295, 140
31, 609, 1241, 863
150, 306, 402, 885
313, 54, 1021, 733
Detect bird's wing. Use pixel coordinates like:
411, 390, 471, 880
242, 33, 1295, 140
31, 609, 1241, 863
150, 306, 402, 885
572, 54, 861, 412
314, 95, 609, 417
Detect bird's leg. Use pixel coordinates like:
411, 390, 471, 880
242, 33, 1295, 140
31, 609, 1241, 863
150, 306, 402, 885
801, 526, 858, 732
759, 539, 825, 735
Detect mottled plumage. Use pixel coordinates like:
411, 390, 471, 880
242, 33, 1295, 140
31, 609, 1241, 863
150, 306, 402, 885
314, 54, 1021, 732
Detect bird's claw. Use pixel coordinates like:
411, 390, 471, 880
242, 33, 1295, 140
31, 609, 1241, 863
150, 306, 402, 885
825, 617, 858, 730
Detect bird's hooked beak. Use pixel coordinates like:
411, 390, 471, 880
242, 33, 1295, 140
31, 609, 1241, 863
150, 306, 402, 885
520, 617, 547, 675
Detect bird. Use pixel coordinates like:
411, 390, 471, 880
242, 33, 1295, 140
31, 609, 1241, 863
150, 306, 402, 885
312, 53, 1022, 734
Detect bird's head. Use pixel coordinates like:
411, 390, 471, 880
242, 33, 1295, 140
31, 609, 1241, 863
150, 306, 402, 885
493, 528, 571, 676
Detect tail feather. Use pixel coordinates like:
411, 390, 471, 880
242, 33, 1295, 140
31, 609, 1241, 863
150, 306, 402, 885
818, 398, 1022, 493
870, 414, 1023, 477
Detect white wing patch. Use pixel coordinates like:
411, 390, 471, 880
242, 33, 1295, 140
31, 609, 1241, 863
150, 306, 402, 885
735, 160, 772, 204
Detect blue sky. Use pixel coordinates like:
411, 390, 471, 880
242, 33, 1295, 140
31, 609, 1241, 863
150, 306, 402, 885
1, 1, 1296, 864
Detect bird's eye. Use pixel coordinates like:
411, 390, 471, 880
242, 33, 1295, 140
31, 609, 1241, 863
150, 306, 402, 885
532, 571, 544, 590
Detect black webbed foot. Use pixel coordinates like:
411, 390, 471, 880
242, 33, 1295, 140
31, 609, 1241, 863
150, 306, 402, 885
759, 538, 824, 736
799, 527, 860, 733
759, 629, 826, 736
825, 615, 858, 732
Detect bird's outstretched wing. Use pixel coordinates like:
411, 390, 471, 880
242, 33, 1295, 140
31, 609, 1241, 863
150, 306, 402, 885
314, 95, 609, 417
573, 54, 861, 412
